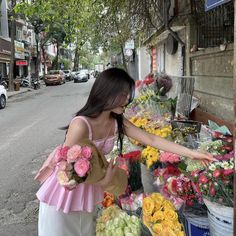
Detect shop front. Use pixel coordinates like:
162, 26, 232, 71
15, 40, 27, 77
0, 37, 11, 78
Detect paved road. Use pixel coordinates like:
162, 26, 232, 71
0, 79, 94, 236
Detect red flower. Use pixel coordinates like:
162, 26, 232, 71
213, 169, 221, 178
198, 174, 208, 184
209, 184, 216, 196
222, 169, 234, 177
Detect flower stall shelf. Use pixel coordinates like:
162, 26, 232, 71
203, 198, 233, 236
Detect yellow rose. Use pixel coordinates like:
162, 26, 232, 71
143, 215, 152, 224
159, 228, 176, 236
164, 209, 178, 221
172, 222, 182, 231
152, 211, 164, 222
152, 223, 163, 234
175, 231, 185, 236
161, 220, 173, 228
162, 200, 175, 210
151, 193, 164, 202
143, 197, 155, 216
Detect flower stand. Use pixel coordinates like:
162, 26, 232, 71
203, 198, 233, 236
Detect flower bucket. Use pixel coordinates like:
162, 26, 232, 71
203, 198, 233, 236
183, 212, 210, 236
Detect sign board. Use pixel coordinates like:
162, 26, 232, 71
125, 40, 134, 49
205, 0, 231, 11
15, 40, 25, 59
152, 47, 157, 72
125, 49, 133, 57
16, 60, 28, 66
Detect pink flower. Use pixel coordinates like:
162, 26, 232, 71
74, 158, 90, 177
57, 161, 73, 171
59, 146, 70, 160
81, 146, 92, 160
160, 152, 180, 163
67, 145, 82, 163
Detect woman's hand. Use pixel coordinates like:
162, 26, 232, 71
98, 158, 118, 188
189, 150, 217, 167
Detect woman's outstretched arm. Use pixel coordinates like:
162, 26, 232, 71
123, 118, 216, 165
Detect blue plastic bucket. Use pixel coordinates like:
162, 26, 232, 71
184, 213, 210, 236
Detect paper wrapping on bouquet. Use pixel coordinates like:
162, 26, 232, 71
34, 139, 128, 197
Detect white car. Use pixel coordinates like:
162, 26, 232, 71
0, 85, 7, 109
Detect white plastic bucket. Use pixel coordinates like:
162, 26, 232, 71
203, 198, 233, 236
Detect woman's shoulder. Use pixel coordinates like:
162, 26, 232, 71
65, 116, 91, 143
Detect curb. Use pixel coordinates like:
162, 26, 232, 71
7, 88, 34, 98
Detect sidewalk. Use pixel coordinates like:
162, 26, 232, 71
7, 87, 34, 98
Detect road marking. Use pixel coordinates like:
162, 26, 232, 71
0, 118, 43, 151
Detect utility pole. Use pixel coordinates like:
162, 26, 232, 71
9, 0, 16, 91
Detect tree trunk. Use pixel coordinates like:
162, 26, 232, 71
35, 36, 40, 78
73, 45, 79, 71
121, 45, 127, 72
56, 42, 60, 69
41, 46, 46, 79
8, 0, 16, 91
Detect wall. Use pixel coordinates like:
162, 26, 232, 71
189, 44, 233, 123
137, 46, 151, 80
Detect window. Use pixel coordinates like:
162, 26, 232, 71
16, 27, 22, 40
194, 0, 234, 48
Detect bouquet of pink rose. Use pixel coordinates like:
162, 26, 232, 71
55, 144, 93, 189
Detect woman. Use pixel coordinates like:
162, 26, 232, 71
37, 67, 214, 236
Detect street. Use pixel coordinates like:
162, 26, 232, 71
0, 79, 94, 236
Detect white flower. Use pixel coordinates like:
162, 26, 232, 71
221, 161, 230, 169
209, 164, 216, 171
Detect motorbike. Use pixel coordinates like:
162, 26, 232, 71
20, 76, 30, 87
31, 77, 40, 90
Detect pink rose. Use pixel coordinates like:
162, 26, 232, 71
59, 146, 70, 160
57, 160, 67, 170
74, 158, 90, 177
58, 161, 73, 171
81, 146, 92, 160
67, 145, 82, 163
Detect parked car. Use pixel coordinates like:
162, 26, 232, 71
71, 71, 79, 79
45, 70, 66, 85
74, 71, 88, 83
0, 85, 7, 109
80, 69, 90, 79
63, 70, 72, 81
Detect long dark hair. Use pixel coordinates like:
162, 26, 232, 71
64, 67, 135, 154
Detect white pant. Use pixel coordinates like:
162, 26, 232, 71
38, 202, 95, 236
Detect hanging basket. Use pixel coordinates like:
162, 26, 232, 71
203, 198, 233, 236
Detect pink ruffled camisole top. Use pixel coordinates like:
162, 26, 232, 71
36, 116, 117, 213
